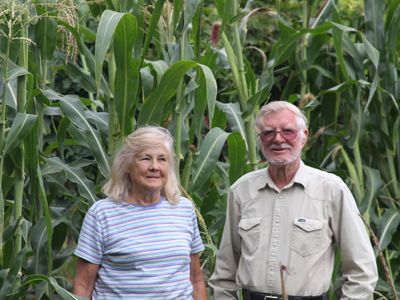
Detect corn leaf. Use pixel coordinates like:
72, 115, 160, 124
114, 13, 138, 136
191, 127, 230, 191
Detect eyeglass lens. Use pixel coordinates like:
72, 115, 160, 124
260, 129, 298, 141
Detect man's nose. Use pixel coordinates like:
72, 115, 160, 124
272, 131, 286, 142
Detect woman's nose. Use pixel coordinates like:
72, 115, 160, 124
149, 160, 159, 170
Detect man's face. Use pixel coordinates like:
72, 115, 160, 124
259, 109, 308, 166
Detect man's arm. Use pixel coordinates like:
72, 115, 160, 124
190, 252, 208, 300
73, 256, 100, 299
208, 189, 242, 300
331, 187, 378, 299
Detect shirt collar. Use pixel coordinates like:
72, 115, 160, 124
291, 160, 307, 189
256, 168, 269, 190
259, 160, 308, 190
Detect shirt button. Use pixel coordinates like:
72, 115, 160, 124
278, 195, 283, 199
276, 219, 280, 223
270, 267, 274, 271
273, 243, 277, 247
307, 225, 310, 229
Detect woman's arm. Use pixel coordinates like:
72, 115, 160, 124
190, 252, 208, 300
73, 256, 100, 299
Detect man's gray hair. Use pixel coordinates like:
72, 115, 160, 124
254, 101, 308, 135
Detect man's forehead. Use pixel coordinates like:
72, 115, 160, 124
262, 109, 298, 126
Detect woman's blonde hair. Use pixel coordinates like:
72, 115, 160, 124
102, 126, 180, 204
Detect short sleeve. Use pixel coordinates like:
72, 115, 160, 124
74, 208, 104, 264
190, 205, 204, 254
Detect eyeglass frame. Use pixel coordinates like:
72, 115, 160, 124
258, 128, 302, 142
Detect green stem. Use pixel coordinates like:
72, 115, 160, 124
384, 248, 394, 285
194, 2, 203, 63
108, 52, 118, 155
353, 142, 364, 198
80, 54, 95, 106
334, 92, 340, 132
376, 204, 395, 289
340, 145, 363, 203
14, 17, 28, 290
0, 33, 11, 260
221, 32, 246, 110
34, 59, 47, 221
397, 129, 400, 188
232, 12, 248, 101
108, 96, 117, 156
175, 110, 182, 183
232, 0, 248, 102
377, 92, 400, 200
232, 0, 258, 170
174, 17, 187, 183
387, 151, 400, 200
13, 165, 24, 252
300, 0, 308, 98
181, 147, 193, 191
246, 116, 258, 171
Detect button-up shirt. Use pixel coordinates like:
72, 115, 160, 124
209, 161, 378, 299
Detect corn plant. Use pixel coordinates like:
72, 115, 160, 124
206, 0, 400, 297
1, 0, 400, 299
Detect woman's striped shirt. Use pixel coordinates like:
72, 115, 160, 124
74, 196, 204, 299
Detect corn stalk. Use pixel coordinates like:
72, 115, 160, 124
220, 0, 258, 171
0, 27, 11, 260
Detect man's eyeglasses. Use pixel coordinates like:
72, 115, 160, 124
259, 129, 301, 142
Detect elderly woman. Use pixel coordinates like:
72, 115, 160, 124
73, 126, 207, 299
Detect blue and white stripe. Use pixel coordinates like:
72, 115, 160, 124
75, 197, 204, 299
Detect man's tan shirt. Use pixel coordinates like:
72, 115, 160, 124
209, 161, 378, 299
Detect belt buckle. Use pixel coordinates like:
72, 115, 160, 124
264, 296, 281, 300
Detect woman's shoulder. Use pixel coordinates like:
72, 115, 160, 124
88, 198, 123, 213
177, 196, 193, 205
177, 197, 198, 212
163, 196, 194, 208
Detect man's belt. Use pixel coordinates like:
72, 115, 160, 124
242, 290, 329, 300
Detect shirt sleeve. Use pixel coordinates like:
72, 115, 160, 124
190, 202, 205, 254
330, 186, 378, 300
74, 207, 104, 264
208, 188, 241, 300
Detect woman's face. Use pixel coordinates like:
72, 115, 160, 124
128, 146, 169, 194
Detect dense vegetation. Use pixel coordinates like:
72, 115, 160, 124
1, 0, 400, 298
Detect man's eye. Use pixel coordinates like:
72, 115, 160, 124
283, 129, 295, 134
263, 131, 275, 136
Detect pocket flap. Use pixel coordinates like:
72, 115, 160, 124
293, 218, 323, 232
238, 218, 262, 231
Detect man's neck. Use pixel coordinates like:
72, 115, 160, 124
268, 159, 301, 190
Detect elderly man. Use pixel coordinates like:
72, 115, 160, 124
208, 101, 378, 300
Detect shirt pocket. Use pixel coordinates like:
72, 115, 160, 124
238, 218, 262, 255
291, 218, 323, 257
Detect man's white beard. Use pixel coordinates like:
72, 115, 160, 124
262, 144, 302, 166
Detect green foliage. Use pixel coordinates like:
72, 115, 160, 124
1, 0, 400, 298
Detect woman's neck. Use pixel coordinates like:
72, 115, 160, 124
126, 190, 162, 206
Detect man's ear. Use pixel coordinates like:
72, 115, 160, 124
301, 128, 309, 148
